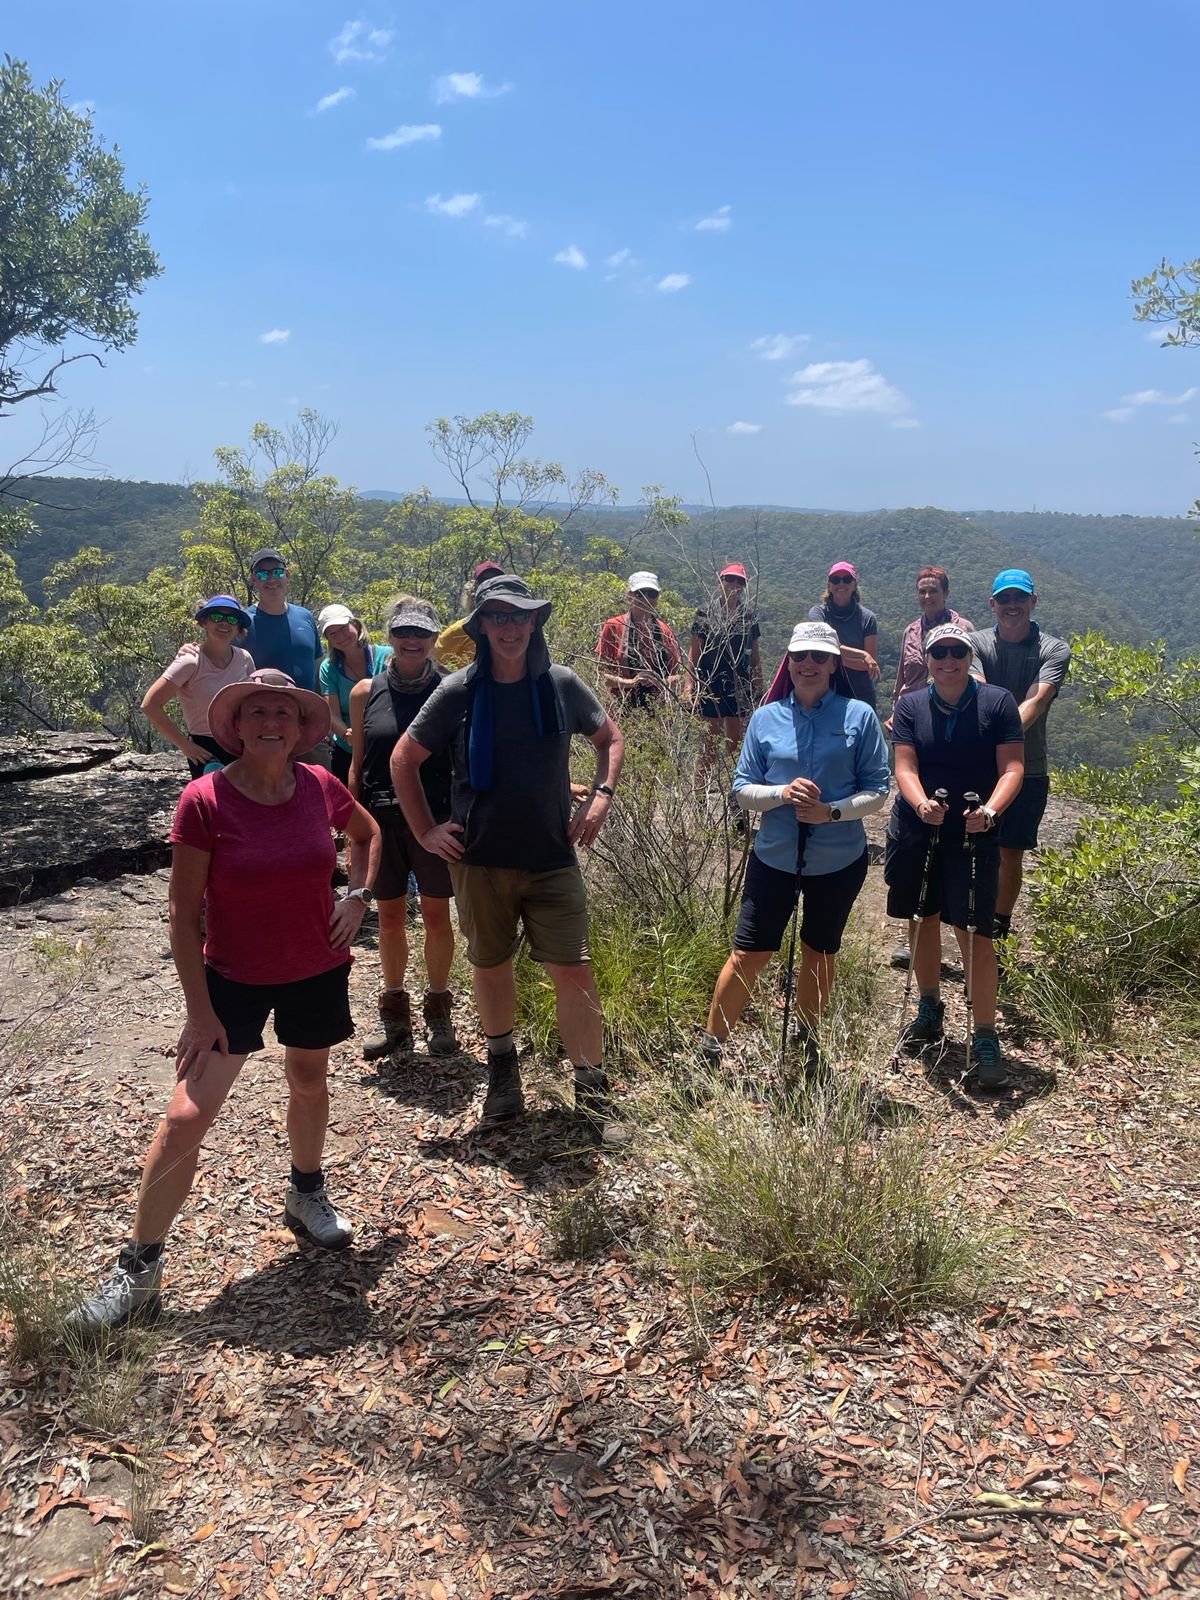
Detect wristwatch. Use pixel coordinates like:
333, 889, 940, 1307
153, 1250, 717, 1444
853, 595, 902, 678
594, 783, 615, 799
828, 804, 843, 822
981, 806, 998, 830
345, 886, 374, 905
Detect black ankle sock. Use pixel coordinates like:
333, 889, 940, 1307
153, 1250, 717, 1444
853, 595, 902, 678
125, 1240, 164, 1267
290, 1166, 324, 1194
993, 912, 1012, 938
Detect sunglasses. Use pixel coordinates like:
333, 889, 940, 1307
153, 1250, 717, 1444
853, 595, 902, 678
390, 626, 435, 639
480, 609, 535, 627
720, 576, 746, 586
828, 574, 855, 585
928, 644, 971, 660
993, 590, 1030, 605
789, 649, 836, 663
203, 611, 242, 626
254, 567, 286, 580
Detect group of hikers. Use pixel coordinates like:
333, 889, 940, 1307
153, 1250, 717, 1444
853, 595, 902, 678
66, 549, 1070, 1335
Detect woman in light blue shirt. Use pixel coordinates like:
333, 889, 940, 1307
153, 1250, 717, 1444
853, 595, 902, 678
701, 620, 890, 1076
318, 604, 393, 783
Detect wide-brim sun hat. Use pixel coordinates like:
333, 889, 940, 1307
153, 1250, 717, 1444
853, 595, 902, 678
207, 669, 331, 757
317, 603, 357, 635
923, 622, 974, 654
388, 599, 440, 634
196, 594, 252, 630
464, 574, 552, 641
787, 620, 842, 656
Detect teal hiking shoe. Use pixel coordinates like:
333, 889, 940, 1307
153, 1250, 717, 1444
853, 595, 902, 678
970, 1030, 1008, 1091
900, 997, 945, 1053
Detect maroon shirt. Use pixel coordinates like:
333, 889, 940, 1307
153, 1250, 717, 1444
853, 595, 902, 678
170, 764, 354, 984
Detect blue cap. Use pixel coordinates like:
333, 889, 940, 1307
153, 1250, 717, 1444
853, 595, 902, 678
992, 568, 1034, 597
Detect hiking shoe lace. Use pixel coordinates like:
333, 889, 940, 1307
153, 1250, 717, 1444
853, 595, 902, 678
900, 997, 945, 1052
970, 1031, 1008, 1091
284, 1185, 354, 1250
64, 1246, 163, 1338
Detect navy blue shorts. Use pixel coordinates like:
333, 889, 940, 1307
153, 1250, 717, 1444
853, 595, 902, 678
699, 694, 746, 720
998, 774, 1049, 851
884, 828, 1000, 938
205, 961, 354, 1055
734, 848, 869, 956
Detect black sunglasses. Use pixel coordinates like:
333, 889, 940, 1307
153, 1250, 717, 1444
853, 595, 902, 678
993, 590, 1031, 604
789, 649, 836, 664
928, 643, 971, 660
390, 625, 435, 639
254, 566, 286, 580
828, 573, 855, 584
480, 609, 535, 627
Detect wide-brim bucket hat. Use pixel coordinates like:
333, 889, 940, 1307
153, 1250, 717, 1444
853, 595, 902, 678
207, 669, 331, 756
463, 574, 553, 641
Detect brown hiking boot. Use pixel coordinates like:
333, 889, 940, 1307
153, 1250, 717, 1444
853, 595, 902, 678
362, 988, 413, 1062
422, 989, 459, 1056
574, 1067, 632, 1149
481, 1048, 524, 1123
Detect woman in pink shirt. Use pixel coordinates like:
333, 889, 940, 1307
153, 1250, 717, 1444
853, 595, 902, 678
67, 670, 381, 1336
142, 595, 255, 775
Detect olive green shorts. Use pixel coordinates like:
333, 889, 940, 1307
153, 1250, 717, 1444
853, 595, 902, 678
448, 862, 591, 968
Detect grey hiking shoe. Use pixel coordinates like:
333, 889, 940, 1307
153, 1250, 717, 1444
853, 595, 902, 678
284, 1185, 354, 1250
890, 939, 913, 971
422, 990, 459, 1057
970, 1031, 1008, 1091
362, 988, 413, 1062
900, 997, 945, 1053
698, 1033, 723, 1069
573, 1068, 632, 1149
481, 1048, 525, 1123
64, 1245, 163, 1338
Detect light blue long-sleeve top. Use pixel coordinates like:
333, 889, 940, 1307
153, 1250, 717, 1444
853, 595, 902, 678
733, 689, 891, 876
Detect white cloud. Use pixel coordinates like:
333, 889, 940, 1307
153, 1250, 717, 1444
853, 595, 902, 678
1123, 385, 1199, 406
315, 86, 355, 114
425, 192, 481, 218
785, 358, 909, 415
890, 417, 921, 430
1103, 407, 1135, 423
696, 204, 732, 233
434, 71, 513, 103
553, 245, 588, 270
366, 123, 441, 151
656, 273, 692, 293
606, 248, 633, 268
260, 328, 291, 344
330, 20, 393, 63
752, 333, 810, 362
484, 213, 527, 238
727, 421, 762, 434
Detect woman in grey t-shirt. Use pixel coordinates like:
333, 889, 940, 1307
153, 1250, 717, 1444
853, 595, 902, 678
808, 560, 881, 709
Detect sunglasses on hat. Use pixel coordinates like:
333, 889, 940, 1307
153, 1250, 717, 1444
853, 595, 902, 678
929, 643, 971, 660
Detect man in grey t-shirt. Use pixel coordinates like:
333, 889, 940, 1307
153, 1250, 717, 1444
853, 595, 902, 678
392, 574, 627, 1146
968, 568, 1072, 942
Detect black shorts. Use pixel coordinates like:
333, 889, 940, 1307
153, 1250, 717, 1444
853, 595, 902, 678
699, 694, 746, 720
997, 774, 1049, 851
884, 828, 1000, 937
734, 848, 869, 956
331, 744, 352, 785
186, 733, 237, 780
205, 961, 354, 1054
373, 809, 454, 901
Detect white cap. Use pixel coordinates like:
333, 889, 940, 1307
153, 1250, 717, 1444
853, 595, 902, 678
317, 603, 356, 634
628, 570, 660, 593
787, 620, 841, 656
923, 622, 973, 654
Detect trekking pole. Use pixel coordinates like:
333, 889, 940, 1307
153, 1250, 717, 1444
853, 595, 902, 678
888, 787, 949, 1068
778, 820, 812, 1075
962, 792, 981, 1048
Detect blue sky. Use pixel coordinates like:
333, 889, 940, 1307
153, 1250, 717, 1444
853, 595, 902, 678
6, 0, 1200, 514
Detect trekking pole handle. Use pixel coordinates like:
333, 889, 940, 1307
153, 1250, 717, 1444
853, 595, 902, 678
963, 790, 981, 847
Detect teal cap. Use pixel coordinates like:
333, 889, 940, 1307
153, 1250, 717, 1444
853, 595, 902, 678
992, 568, 1034, 597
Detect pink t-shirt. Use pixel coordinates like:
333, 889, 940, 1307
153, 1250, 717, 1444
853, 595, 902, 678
170, 764, 356, 985
161, 645, 255, 736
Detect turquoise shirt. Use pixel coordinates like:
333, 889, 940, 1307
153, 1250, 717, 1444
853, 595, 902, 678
733, 690, 890, 877
320, 644, 394, 751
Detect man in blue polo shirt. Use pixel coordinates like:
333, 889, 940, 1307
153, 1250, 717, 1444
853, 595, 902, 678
243, 547, 330, 768
967, 569, 1071, 944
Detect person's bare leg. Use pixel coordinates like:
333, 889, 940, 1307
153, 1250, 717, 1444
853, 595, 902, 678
419, 897, 454, 990
284, 1047, 332, 1172
376, 898, 409, 988
952, 928, 998, 1027
796, 944, 835, 1028
544, 961, 605, 1067
913, 912, 943, 992
694, 719, 720, 795
131, 1052, 247, 1244
706, 949, 774, 1040
473, 959, 517, 1036
997, 847, 1024, 918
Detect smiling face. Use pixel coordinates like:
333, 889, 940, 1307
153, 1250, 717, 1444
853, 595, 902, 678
323, 621, 358, 652
199, 610, 241, 646
478, 605, 536, 668
233, 692, 304, 756
916, 576, 946, 619
389, 625, 437, 676
787, 648, 838, 703
926, 641, 972, 698
990, 586, 1036, 638
251, 563, 288, 607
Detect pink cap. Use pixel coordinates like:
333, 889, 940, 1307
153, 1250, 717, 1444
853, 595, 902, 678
719, 562, 748, 581
474, 559, 504, 580
828, 560, 858, 580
